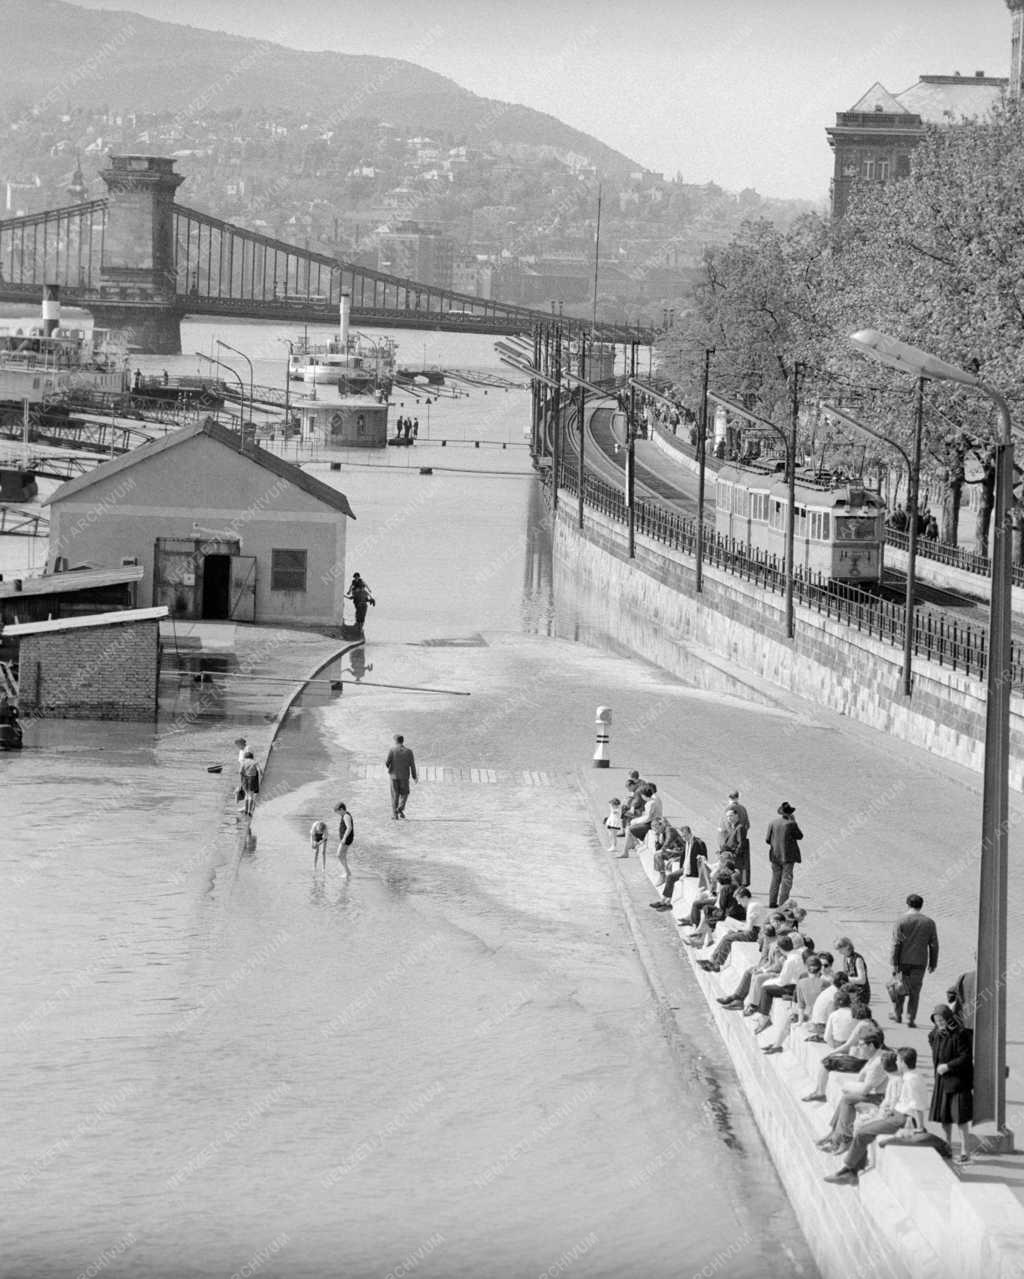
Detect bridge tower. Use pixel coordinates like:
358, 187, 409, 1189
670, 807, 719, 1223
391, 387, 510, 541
91, 155, 185, 354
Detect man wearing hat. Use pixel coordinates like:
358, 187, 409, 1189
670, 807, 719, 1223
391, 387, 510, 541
765, 802, 803, 908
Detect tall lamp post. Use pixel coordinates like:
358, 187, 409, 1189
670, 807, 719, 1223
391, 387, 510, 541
196, 353, 245, 447
850, 327, 1013, 1142
697, 348, 714, 594
216, 339, 254, 445
823, 393, 924, 697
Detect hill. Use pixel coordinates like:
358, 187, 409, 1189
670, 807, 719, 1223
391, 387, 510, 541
0, 0, 639, 173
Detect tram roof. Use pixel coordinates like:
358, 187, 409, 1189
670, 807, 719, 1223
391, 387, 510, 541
717, 462, 883, 506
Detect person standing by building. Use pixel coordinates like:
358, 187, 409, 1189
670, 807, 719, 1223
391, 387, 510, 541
765, 802, 803, 908
889, 893, 939, 1028
385, 734, 418, 819
334, 801, 355, 877
346, 573, 375, 632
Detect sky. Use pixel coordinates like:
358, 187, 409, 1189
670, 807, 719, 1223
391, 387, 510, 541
76, 0, 1013, 201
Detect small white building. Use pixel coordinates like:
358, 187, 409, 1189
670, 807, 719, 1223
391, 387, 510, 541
46, 419, 355, 627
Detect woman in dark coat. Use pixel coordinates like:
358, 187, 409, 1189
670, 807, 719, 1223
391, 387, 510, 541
928, 1004, 974, 1164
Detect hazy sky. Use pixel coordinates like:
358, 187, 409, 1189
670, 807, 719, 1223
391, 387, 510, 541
77, 0, 1013, 201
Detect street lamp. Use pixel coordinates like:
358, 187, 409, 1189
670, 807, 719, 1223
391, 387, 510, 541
216, 339, 254, 444
850, 327, 1013, 1143
196, 353, 244, 448
823, 392, 924, 698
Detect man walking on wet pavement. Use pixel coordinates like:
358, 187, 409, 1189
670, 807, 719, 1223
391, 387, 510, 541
890, 893, 939, 1028
386, 733, 418, 819
765, 801, 802, 908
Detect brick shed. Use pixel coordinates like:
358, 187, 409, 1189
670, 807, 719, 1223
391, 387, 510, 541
5, 606, 166, 720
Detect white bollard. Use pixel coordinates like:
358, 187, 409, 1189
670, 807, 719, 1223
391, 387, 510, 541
592, 705, 612, 768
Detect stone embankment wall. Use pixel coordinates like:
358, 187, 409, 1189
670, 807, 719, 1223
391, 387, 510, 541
553, 496, 1024, 785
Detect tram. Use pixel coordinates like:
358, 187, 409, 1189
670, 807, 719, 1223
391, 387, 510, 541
715, 461, 885, 584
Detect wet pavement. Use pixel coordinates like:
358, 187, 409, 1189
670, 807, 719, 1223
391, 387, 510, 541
12, 375, 1024, 1274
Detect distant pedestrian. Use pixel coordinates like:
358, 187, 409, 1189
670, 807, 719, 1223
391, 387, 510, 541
604, 797, 623, 852
161, 368, 169, 386
721, 789, 751, 887
334, 801, 354, 877
311, 819, 328, 871
889, 893, 939, 1028
403, 417, 412, 441
239, 749, 261, 818
765, 801, 803, 908
928, 1004, 974, 1164
413, 417, 419, 437
925, 514, 939, 541
346, 572, 375, 630
385, 733, 418, 819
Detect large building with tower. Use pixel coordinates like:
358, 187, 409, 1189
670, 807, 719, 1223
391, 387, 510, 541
827, 72, 1007, 218
827, 1, 1022, 217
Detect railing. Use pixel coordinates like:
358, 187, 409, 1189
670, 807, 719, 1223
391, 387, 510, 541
550, 463, 1024, 691
884, 527, 1024, 589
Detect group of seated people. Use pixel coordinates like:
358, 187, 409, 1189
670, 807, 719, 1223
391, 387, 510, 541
635, 810, 976, 1176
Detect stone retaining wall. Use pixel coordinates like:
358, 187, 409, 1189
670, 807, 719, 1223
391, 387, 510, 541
553, 495, 1024, 786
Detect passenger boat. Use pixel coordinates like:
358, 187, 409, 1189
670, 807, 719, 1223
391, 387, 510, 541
288, 293, 396, 396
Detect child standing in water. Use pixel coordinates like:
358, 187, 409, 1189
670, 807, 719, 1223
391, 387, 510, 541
311, 820, 328, 871
334, 802, 355, 878
605, 798, 623, 852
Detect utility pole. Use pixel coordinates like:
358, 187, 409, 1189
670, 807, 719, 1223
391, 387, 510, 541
551, 323, 561, 510
578, 333, 586, 530
784, 363, 802, 640
627, 339, 637, 558
695, 347, 714, 593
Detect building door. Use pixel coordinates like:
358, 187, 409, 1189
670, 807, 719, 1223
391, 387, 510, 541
229, 556, 256, 622
201, 554, 232, 619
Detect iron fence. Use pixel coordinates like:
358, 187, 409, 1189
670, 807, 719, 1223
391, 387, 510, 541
884, 526, 1024, 590
549, 464, 1024, 691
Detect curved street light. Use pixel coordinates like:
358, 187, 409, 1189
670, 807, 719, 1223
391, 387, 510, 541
822, 394, 923, 699
196, 352, 244, 447
850, 328, 1013, 1143
216, 339, 254, 441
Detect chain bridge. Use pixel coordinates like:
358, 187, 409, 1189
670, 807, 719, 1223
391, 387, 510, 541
0, 155, 644, 353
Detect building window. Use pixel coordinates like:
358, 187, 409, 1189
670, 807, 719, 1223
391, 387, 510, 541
862, 158, 876, 180
878, 159, 891, 181
271, 548, 307, 592
895, 155, 911, 178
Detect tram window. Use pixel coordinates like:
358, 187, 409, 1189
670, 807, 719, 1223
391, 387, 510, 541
717, 482, 731, 511
734, 487, 749, 516
769, 500, 785, 531
834, 515, 876, 541
795, 505, 807, 536
809, 511, 830, 540
751, 492, 768, 522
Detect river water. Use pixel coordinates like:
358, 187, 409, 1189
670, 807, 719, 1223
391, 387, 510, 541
2, 319, 814, 1278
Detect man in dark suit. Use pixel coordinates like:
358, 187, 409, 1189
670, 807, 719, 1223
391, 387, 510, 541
890, 893, 939, 1028
765, 802, 803, 907
682, 825, 708, 878
385, 733, 418, 820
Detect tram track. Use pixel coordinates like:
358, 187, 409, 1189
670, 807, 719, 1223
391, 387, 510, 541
567, 401, 1024, 642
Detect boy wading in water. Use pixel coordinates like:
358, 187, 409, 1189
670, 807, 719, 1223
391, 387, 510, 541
311, 820, 328, 871
335, 802, 354, 878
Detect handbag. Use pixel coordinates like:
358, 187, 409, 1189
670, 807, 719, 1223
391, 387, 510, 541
234, 784, 245, 803
886, 975, 907, 1002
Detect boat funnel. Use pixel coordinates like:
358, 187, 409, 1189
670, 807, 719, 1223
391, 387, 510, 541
42, 283, 60, 336
339, 291, 351, 347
